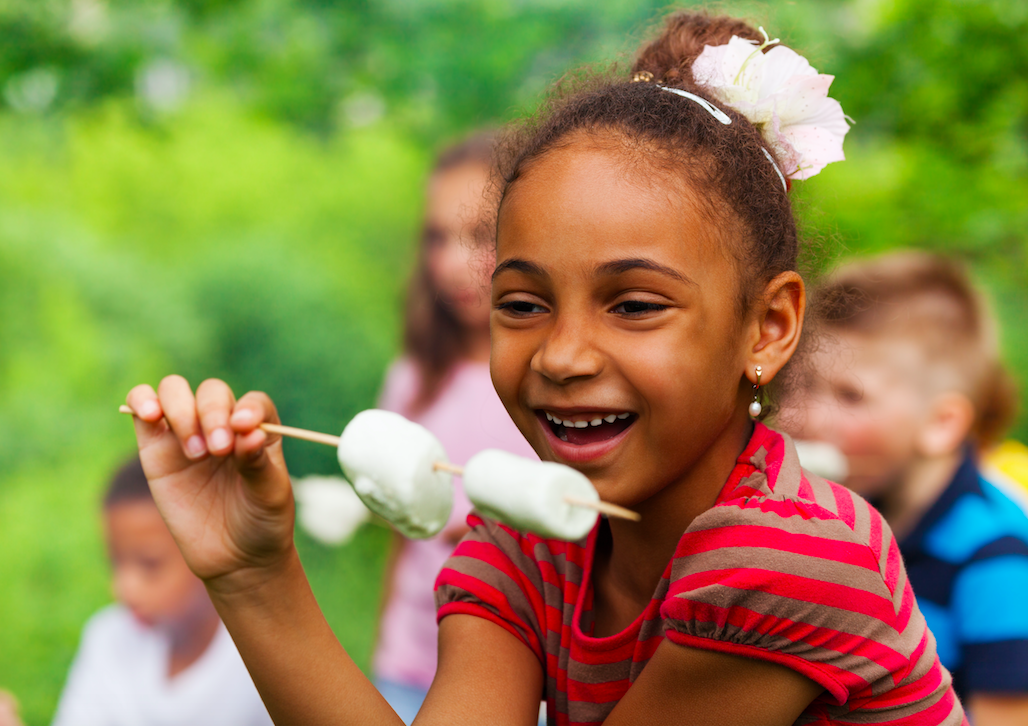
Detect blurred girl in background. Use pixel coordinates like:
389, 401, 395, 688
371, 133, 537, 724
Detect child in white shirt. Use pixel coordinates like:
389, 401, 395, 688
50, 457, 272, 726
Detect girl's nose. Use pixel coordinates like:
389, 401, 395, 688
530, 318, 603, 384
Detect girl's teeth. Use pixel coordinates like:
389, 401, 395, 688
544, 411, 632, 427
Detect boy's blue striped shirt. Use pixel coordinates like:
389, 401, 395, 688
900, 454, 1028, 698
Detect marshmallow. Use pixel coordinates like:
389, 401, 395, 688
463, 449, 599, 541
793, 439, 850, 482
336, 409, 453, 539
293, 475, 370, 546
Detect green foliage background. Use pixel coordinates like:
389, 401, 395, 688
0, 0, 1025, 723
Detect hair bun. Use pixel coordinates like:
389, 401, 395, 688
632, 12, 764, 86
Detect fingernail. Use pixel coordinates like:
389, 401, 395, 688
231, 409, 255, 426
209, 428, 231, 452
140, 401, 159, 418
186, 435, 207, 459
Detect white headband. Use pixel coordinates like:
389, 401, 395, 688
656, 84, 788, 193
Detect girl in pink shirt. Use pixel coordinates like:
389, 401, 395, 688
372, 135, 536, 723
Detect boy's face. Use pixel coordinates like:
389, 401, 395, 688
104, 499, 209, 629
779, 329, 932, 498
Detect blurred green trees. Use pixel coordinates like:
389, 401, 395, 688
1, 0, 1026, 723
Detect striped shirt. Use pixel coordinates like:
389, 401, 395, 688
900, 453, 1028, 699
435, 424, 966, 725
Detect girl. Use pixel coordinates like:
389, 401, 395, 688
373, 133, 537, 723
124, 11, 965, 725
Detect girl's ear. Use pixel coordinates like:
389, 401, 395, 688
745, 271, 805, 385
916, 392, 975, 458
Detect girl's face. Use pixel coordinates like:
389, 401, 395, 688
424, 162, 493, 331
491, 136, 753, 507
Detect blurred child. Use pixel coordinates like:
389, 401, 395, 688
372, 133, 537, 724
51, 456, 272, 726
124, 11, 964, 724
779, 251, 1028, 724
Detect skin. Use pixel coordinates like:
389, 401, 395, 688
125, 129, 818, 724
105, 500, 221, 678
779, 330, 1028, 723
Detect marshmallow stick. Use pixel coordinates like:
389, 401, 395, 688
120, 405, 340, 447
119, 406, 640, 523
433, 460, 640, 522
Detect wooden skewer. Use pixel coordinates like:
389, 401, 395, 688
119, 405, 341, 447
432, 461, 465, 476
120, 405, 640, 522
564, 496, 641, 522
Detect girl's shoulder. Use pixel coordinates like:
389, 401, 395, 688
659, 426, 957, 718
701, 425, 892, 557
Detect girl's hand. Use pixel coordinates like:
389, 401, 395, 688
125, 375, 295, 594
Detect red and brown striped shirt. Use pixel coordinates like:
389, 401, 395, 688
435, 424, 966, 725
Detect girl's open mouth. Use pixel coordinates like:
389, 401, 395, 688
538, 410, 637, 446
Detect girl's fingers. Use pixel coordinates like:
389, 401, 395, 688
126, 383, 163, 421
157, 375, 207, 460
196, 378, 238, 457
231, 391, 281, 432
126, 383, 170, 446
231, 391, 282, 466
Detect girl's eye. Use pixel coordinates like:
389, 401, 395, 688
612, 300, 667, 315
497, 300, 547, 316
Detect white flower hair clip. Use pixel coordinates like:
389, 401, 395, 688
691, 28, 851, 182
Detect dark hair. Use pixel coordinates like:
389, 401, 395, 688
403, 131, 498, 413
103, 455, 153, 508
495, 11, 801, 413
815, 251, 1017, 448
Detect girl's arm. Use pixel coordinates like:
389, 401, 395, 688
604, 640, 822, 726
418, 615, 545, 726
126, 376, 544, 726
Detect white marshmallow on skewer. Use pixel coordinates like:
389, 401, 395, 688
336, 409, 453, 539
463, 449, 600, 541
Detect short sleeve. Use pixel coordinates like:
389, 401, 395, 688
435, 514, 548, 664
659, 497, 938, 707
953, 553, 1028, 693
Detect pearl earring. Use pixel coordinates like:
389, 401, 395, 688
749, 366, 763, 419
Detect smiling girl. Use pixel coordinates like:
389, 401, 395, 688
124, 11, 965, 725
